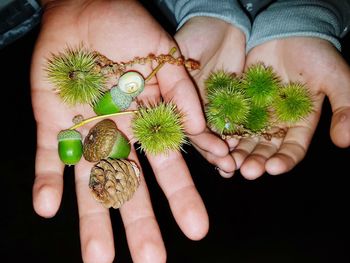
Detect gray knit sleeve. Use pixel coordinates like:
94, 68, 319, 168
247, 0, 350, 52
157, 0, 251, 39
0, 0, 42, 49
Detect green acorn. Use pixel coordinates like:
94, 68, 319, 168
242, 63, 280, 106
118, 71, 145, 98
83, 119, 131, 162
57, 129, 83, 165
93, 87, 133, 115
274, 82, 313, 124
132, 103, 187, 155
46, 46, 106, 106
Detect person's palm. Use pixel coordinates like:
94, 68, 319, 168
175, 17, 247, 177
31, 1, 208, 262
232, 37, 350, 179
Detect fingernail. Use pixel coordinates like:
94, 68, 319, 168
215, 166, 234, 178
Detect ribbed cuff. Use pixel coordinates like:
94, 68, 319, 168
247, 0, 345, 52
161, 0, 251, 40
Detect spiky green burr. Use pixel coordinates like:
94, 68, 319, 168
244, 104, 269, 132
46, 46, 106, 106
57, 129, 83, 165
205, 70, 240, 92
132, 103, 186, 155
274, 83, 313, 123
206, 85, 250, 134
242, 63, 280, 106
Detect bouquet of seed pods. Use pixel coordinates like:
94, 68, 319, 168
47, 45, 313, 208
47, 46, 198, 208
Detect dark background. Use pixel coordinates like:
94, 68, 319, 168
1, 3, 350, 263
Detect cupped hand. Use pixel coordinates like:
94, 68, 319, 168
232, 37, 350, 180
174, 16, 247, 177
31, 0, 208, 262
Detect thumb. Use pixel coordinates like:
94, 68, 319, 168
326, 57, 350, 148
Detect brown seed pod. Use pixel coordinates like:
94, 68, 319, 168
83, 119, 130, 162
89, 158, 141, 209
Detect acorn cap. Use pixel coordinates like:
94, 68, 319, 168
110, 86, 133, 110
83, 119, 119, 162
57, 129, 82, 141
118, 71, 145, 98
93, 91, 122, 115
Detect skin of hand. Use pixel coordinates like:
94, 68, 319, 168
31, 0, 209, 262
232, 37, 350, 180
174, 16, 247, 177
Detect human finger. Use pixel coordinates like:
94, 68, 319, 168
324, 57, 350, 148
265, 101, 323, 175
119, 151, 166, 263
240, 137, 283, 180
189, 132, 236, 178
147, 151, 209, 240
156, 46, 206, 135
230, 137, 260, 170
75, 160, 115, 263
33, 123, 64, 218
188, 129, 230, 157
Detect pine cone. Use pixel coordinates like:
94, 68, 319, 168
89, 158, 141, 209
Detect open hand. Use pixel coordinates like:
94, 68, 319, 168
31, 0, 208, 262
175, 16, 247, 177
231, 37, 350, 179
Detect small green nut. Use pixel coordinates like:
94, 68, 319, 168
93, 87, 133, 115
109, 132, 131, 159
118, 71, 145, 98
83, 119, 131, 162
57, 129, 83, 165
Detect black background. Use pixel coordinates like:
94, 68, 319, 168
1, 3, 350, 263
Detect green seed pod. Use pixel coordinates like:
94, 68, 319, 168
57, 129, 83, 165
118, 71, 145, 98
244, 104, 269, 132
205, 70, 241, 93
242, 63, 280, 106
132, 103, 187, 155
274, 82, 313, 124
83, 119, 131, 162
205, 86, 250, 135
46, 46, 106, 106
93, 87, 133, 115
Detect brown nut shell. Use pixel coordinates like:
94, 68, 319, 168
89, 158, 141, 209
83, 119, 118, 162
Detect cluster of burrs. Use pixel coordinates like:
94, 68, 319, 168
205, 63, 314, 139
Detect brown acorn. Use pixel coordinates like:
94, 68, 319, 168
89, 158, 141, 209
83, 119, 131, 162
